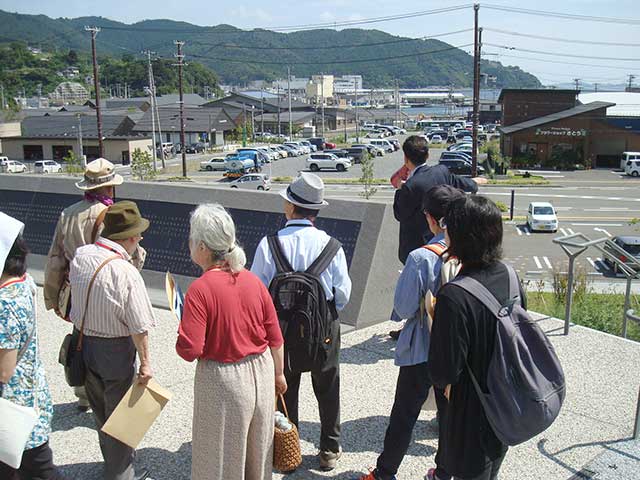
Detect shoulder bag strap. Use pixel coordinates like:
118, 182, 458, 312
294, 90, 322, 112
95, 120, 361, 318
449, 275, 504, 320
91, 208, 108, 244
306, 238, 342, 277
76, 255, 121, 352
267, 235, 293, 274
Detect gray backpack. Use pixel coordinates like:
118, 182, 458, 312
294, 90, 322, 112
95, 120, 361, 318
451, 262, 566, 446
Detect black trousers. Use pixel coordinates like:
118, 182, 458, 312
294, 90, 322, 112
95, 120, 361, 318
0, 442, 65, 480
453, 453, 505, 480
376, 362, 448, 480
282, 322, 341, 453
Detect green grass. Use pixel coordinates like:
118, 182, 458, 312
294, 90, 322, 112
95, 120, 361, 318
526, 290, 640, 342
272, 176, 391, 185
488, 175, 549, 186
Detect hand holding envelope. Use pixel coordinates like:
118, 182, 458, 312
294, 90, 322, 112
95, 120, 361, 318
101, 379, 172, 449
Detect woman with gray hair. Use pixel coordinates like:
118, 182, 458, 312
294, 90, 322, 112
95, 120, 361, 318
176, 204, 286, 480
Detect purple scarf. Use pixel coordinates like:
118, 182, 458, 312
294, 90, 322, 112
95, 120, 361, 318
84, 191, 114, 207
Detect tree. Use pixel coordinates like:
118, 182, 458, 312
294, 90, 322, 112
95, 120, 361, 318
359, 153, 377, 199
131, 148, 156, 181
66, 50, 78, 65
63, 150, 82, 175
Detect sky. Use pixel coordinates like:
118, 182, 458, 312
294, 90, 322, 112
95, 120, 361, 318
1, 0, 639, 88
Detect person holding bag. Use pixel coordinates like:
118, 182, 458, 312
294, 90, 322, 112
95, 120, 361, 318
0, 212, 66, 479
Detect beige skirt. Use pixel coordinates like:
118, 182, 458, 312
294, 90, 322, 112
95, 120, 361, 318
192, 349, 275, 480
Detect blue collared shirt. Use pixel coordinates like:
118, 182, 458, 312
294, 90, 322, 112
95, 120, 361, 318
251, 219, 352, 311
392, 233, 445, 367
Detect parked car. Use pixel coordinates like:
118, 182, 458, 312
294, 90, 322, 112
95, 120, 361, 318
2, 160, 27, 173
620, 151, 640, 171
185, 143, 206, 154
225, 155, 261, 178
430, 135, 443, 144
324, 141, 337, 150
200, 157, 226, 171
439, 158, 485, 176
353, 143, 383, 157
267, 146, 285, 159
526, 202, 558, 233
440, 151, 472, 162
324, 149, 353, 161
307, 153, 351, 172
460, 135, 473, 143
308, 137, 326, 151
229, 173, 271, 190
602, 236, 640, 273
344, 147, 367, 164
388, 138, 400, 151
299, 140, 317, 152
390, 126, 406, 134
447, 142, 473, 152
237, 148, 269, 164
369, 139, 394, 153
255, 147, 275, 163
625, 157, 640, 177
284, 142, 304, 156
280, 144, 297, 157
34, 160, 62, 173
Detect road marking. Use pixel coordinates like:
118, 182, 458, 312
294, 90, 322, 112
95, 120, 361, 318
533, 256, 542, 269
567, 228, 575, 235
586, 257, 596, 268
584, 208, 630, 212
524, 226, 531, 236
570, 223, 623, 226
485, 192, 640, 202
554, 207, 573, 211
560, 228, 569, 236
543, 256, 553, 269
594, 227, 612, 237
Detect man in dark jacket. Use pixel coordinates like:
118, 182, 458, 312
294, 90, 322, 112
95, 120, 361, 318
393, 135, 485, 264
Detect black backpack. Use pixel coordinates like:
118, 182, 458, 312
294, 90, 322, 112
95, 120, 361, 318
267, 235, 342, 373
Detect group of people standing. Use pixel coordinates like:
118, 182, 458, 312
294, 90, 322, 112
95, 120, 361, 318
0, 134, 518, 480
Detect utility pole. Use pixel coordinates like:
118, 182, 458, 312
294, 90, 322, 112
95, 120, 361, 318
594, 83, 599, 93
174, 40, 187, 178
288, 67, 292, 139
242, 103, 247, 147
354, 82, 359, 142
321, 73, 325, 137
144, 50, 157, 171
260, 90, 265, 134
395, 79, 400, 127
471, 5, 481, 178
0, 84, 4, 110
277, 84, 281, 136
628, 74, 636, 91
85, 26, 104, 157
573, 78, 581, 91
76, 114, 85, 168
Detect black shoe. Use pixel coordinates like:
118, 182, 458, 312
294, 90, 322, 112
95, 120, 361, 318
389, 329, 402, 340
76, 404, 90, 413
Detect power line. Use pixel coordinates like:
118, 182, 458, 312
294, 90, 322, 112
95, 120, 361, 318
483, 27, 640, 47
482, 4, 640, 25
95, 5, 470, 34
188, 43, 472, 65
189, 28, 473, 51
485, 43, 640, 62
482, 51, 640, 71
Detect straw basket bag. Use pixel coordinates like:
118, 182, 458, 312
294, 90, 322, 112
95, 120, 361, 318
273, 394, 302, 472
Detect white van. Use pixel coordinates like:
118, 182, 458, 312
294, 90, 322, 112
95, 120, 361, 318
620, 151, 640, 171
369, 139, 394, 153
625, 157, 640, 177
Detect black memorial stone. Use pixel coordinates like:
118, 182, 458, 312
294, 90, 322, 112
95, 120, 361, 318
1, 190, 361, 278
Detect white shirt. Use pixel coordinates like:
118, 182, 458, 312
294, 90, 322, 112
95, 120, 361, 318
69, 237, 156, 338
251, 219, 352, 311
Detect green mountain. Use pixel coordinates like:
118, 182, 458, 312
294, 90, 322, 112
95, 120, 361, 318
0, 9, 541, 91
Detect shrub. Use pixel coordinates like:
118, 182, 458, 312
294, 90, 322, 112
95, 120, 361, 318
131, 148, 157, 181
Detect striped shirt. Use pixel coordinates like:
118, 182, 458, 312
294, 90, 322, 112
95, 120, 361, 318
69, 237, 156, 338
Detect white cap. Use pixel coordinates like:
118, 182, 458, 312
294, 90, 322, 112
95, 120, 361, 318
0, 212, 25, 271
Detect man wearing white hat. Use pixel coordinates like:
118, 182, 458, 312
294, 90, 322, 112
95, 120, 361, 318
43, 158, 145, 411
251, 172, 352, 472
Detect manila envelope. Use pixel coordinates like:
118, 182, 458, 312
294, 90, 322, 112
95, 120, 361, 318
101, 379, 173, 449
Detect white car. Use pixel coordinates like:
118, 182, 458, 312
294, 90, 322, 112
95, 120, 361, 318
3, 160, 27, 173
369, 139, 394, 153
229, 173, 271, 190
256, 147, 276, 163
200, 157, 226, 171
34, 160, 62, 173
625, 158, 640, 177
527, 202, 558, 233
430, 135, 443, 144
307, 153, 351, 172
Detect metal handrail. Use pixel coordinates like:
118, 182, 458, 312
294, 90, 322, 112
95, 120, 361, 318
627, 309, 640, 440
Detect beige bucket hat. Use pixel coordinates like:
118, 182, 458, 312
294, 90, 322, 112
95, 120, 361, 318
75, 158, 124, 191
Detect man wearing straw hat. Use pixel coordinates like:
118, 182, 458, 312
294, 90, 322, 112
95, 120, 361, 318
251, 172, 352, 472
44, 158, 145, 412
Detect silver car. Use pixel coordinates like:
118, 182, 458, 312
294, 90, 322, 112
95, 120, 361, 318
229, 173, 271, 190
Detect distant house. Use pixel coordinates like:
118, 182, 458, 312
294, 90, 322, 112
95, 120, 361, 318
132, 106, 237, 145
59, 66, 80, 79
203, 92, 312, 115
2, 111, 151, 164
49, 82, 90, 105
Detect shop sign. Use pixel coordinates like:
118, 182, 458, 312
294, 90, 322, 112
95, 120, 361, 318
535, 127, 587, 137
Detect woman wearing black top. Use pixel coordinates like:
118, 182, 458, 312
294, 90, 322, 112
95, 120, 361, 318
427, 195, 526, 480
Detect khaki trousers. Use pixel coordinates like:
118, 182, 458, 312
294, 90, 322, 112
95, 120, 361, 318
192, 350, 275, 480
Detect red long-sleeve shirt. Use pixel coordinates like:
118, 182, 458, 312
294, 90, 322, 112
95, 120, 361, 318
176, 269, 283, 363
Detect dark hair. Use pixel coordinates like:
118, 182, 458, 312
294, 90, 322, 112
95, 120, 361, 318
422, 185, 465, 221
3, 235, 29, 277
292, 205, 320, 219
402, 135, 429, 166
445, 195, 503, 268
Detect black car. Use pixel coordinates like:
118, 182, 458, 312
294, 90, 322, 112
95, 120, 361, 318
325, 149, 351, 159
185, 143, 206, 154
343, 147, 367, 164
308, 137, 326, 151
439, 158, 485, 176
440, 151, 472, 162
603, 236, 640, 273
